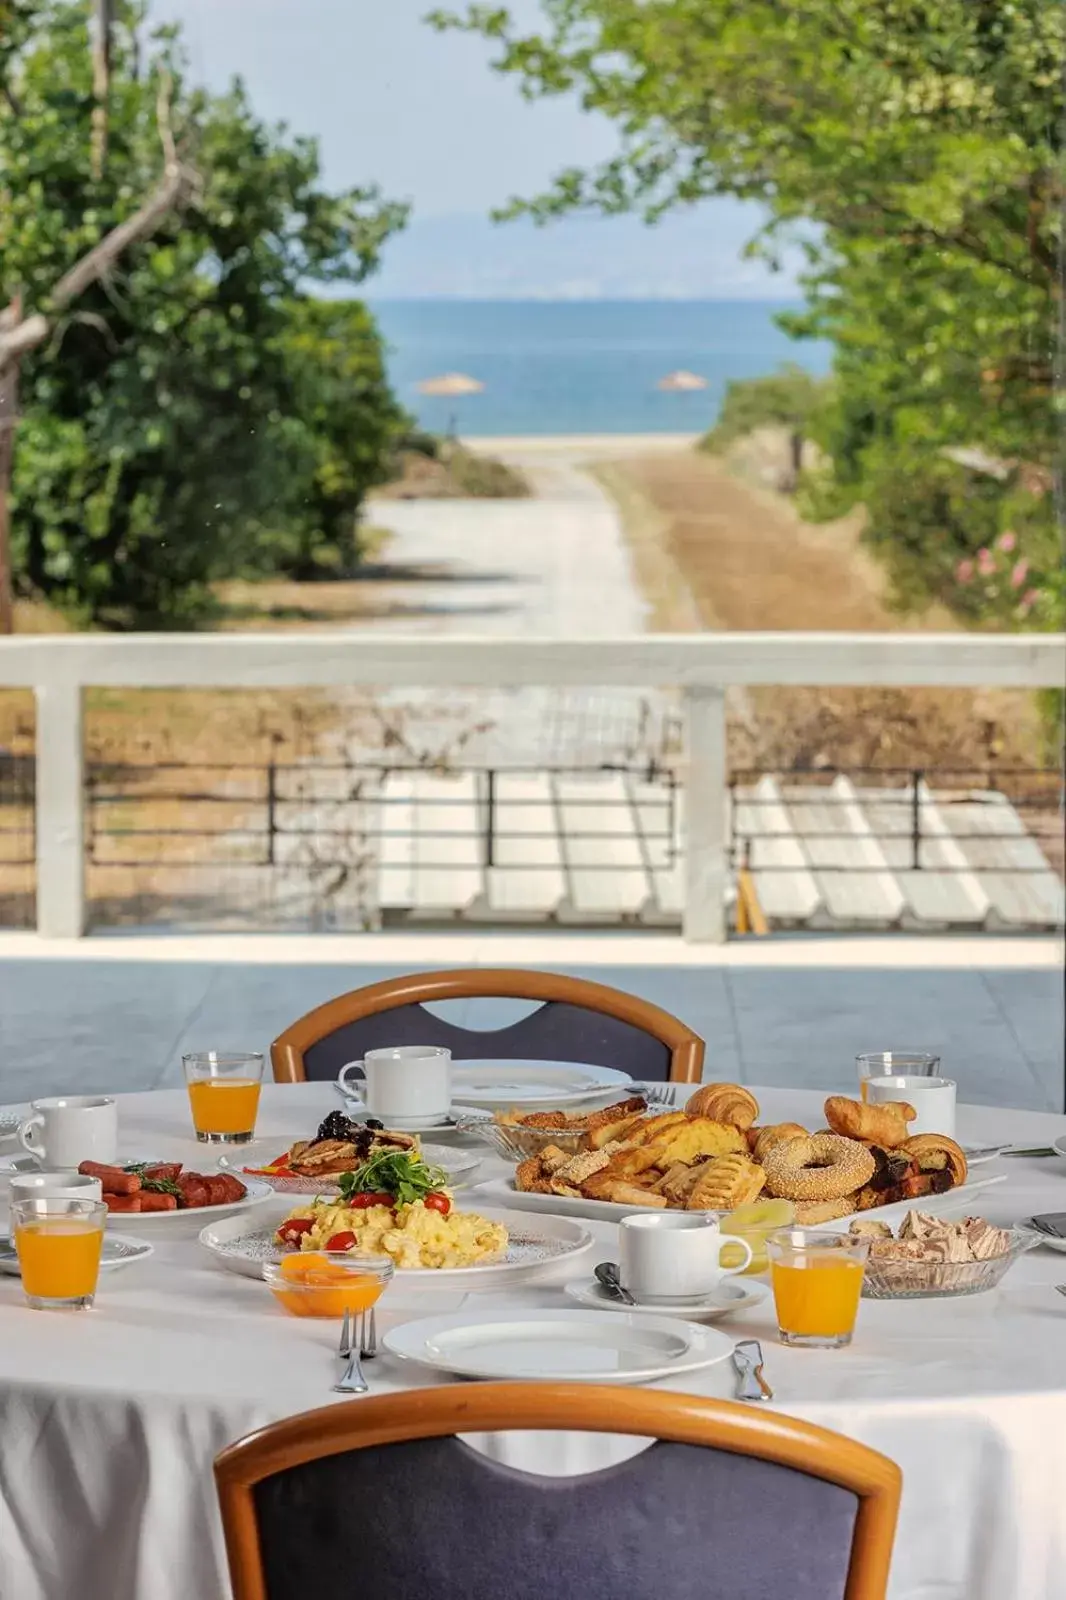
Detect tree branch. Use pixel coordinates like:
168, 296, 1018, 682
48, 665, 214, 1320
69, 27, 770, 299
0, 75, 197, 373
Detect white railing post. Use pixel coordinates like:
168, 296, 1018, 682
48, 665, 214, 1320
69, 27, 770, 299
35, 682, 85, 937
682, 685, 728, 943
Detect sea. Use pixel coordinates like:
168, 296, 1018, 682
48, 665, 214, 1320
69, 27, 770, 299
370, 299, 832, 437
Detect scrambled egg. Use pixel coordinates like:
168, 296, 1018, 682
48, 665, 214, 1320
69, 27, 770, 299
283, 1198, 509, 1270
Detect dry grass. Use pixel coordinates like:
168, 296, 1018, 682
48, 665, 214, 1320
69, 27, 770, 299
601, 449, 1048, 771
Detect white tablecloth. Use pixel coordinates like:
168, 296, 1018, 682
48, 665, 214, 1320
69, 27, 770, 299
1, 1082, 1065, 1600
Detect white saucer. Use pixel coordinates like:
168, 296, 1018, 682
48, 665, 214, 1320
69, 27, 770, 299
0, 1232, 154, 1275
961, 1144, 1010, 1166
335, 1095, 488, 1133
564, 1275, 768, 1322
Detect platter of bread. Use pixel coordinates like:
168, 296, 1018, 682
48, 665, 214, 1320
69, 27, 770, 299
471, 1082, 1005, 1224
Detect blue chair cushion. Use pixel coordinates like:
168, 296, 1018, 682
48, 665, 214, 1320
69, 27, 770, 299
253, 1434, 858, 1598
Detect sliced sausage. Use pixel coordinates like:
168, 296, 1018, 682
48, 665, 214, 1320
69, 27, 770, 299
79, 1162, 140, 1195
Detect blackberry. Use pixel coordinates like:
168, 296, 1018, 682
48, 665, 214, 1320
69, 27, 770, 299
314, 1110, 359, 1144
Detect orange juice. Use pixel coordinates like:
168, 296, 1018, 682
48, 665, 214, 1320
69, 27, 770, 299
187, 1077, 261, 1137
15, 1220, 104, 1300
771, 1254, 865, 1339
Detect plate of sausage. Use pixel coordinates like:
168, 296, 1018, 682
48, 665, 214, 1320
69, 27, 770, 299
78, 1161, 274, 1223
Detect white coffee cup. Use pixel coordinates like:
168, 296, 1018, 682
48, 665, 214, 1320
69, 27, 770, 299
8, 1170, 103, 1204
618, 1213, 753, 1303
866, 1075, 957, 1138
18, 1096, 118, 1169
337, 1046, 452, 1126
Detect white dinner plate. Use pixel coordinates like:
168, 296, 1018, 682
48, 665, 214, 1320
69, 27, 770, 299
384, 1308, 736, 1384
199, 1199, 594, 1289
447, 1061, 633, 1110
217, 1141, 481, 1195
473, 1171, 1008, 1226
564, 1275, 768, 1322
106, 1175, 275, 1228
0, 1231, 154, 1275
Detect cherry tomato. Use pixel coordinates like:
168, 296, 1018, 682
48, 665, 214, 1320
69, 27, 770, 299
324, 1231, 357, 1252
277, 1217, 314, 1244
351, 1191, 393, 1210
424, 1192, 451, 1215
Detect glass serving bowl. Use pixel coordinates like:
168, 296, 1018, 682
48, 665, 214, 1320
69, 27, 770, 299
861, 1229, 1037, 1300
455, 1114, 590, 1164
263, 1252, 394, 1318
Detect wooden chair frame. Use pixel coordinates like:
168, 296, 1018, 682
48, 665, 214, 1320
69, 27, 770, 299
216, 1383, 901, 1600
270, 968, 705, 1084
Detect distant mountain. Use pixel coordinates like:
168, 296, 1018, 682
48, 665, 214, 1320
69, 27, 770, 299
371, 205, 808, 301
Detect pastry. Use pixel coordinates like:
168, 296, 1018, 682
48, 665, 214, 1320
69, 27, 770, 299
685, 1083, 760, 1130
686, 1153, 765, 1210
753, 1122, 807, 1164
793, 1196, 856, 1224
900, 1134, 968, 1187
824, 1095, 916, 1148
514, 1157, 554, 1195
762, 1133, 876, 1201
643, 1117, 747, 1166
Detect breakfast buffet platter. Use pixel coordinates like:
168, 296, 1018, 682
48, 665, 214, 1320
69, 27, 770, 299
469, 1082, 1005, 1226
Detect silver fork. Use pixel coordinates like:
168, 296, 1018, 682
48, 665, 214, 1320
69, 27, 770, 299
634, 1082, 674, 1107
361, 1307, 378, 1359
333, 1308, 369, 1395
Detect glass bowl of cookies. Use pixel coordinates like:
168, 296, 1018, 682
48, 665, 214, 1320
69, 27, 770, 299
854, 1211, 1038, 1299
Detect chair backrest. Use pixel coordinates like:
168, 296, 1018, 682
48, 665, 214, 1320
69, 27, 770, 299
270, 969, 705, 1084
216, 1384, 901, 1600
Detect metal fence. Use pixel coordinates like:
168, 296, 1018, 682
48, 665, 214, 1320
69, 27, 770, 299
729, 766, 1064, 874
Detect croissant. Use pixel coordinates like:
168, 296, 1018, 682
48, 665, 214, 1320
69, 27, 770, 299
901, 1134, 968, 1188
685, 1082, 759, 1131
753, 1122, 808, 1164
824, 1095, 915, 1148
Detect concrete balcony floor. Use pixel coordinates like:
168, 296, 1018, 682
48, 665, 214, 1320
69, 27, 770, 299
0, 930, 1061, 1112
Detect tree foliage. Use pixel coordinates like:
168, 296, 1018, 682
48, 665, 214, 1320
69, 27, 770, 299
1, 1, 407, 626
435, 0, 1062, 627
702, 363, 830, 479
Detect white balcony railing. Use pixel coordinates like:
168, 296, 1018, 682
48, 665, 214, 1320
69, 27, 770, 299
1, 630, 1063, 941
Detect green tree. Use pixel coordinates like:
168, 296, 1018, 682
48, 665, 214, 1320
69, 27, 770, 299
702, 364, 830, 483
434, 0, 1062, 626
1, 1, 406, 627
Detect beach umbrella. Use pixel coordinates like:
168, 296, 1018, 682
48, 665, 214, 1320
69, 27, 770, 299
416, 372, 485, 396
657, 370, 707, 391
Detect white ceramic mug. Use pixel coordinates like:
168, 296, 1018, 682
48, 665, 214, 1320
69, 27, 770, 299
337, 1046, 452, 1126
866, 1075, 957, 1138
8, 1170, 103, 1204
618, 1213, 754, 1303
18, 1096, 118, 1169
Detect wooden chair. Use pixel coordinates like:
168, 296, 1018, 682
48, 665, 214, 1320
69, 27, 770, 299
270, 968, 705, 1085
216, 1383, 901, 1600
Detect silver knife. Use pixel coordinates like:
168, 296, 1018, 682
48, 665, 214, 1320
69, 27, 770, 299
732, 1340, 773, 1402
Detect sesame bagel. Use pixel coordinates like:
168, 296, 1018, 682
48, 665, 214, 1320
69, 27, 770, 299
762, 1134, 876, 1202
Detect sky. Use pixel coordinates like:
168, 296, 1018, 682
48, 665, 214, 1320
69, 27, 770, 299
148, 0, 804, 299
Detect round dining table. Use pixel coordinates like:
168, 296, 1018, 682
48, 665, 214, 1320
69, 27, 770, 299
1, 1079, 1065, 1600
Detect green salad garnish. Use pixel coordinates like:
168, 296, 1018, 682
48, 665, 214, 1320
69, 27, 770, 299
337, 1150, 449, 1207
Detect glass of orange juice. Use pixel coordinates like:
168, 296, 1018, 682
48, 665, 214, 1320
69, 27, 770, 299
12, 1196, 108, 1311
766, 1228, 870, 1349
262, 1253, 394, 1318
183, 1051, 264, 1143
857, 1052, 939, 1103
